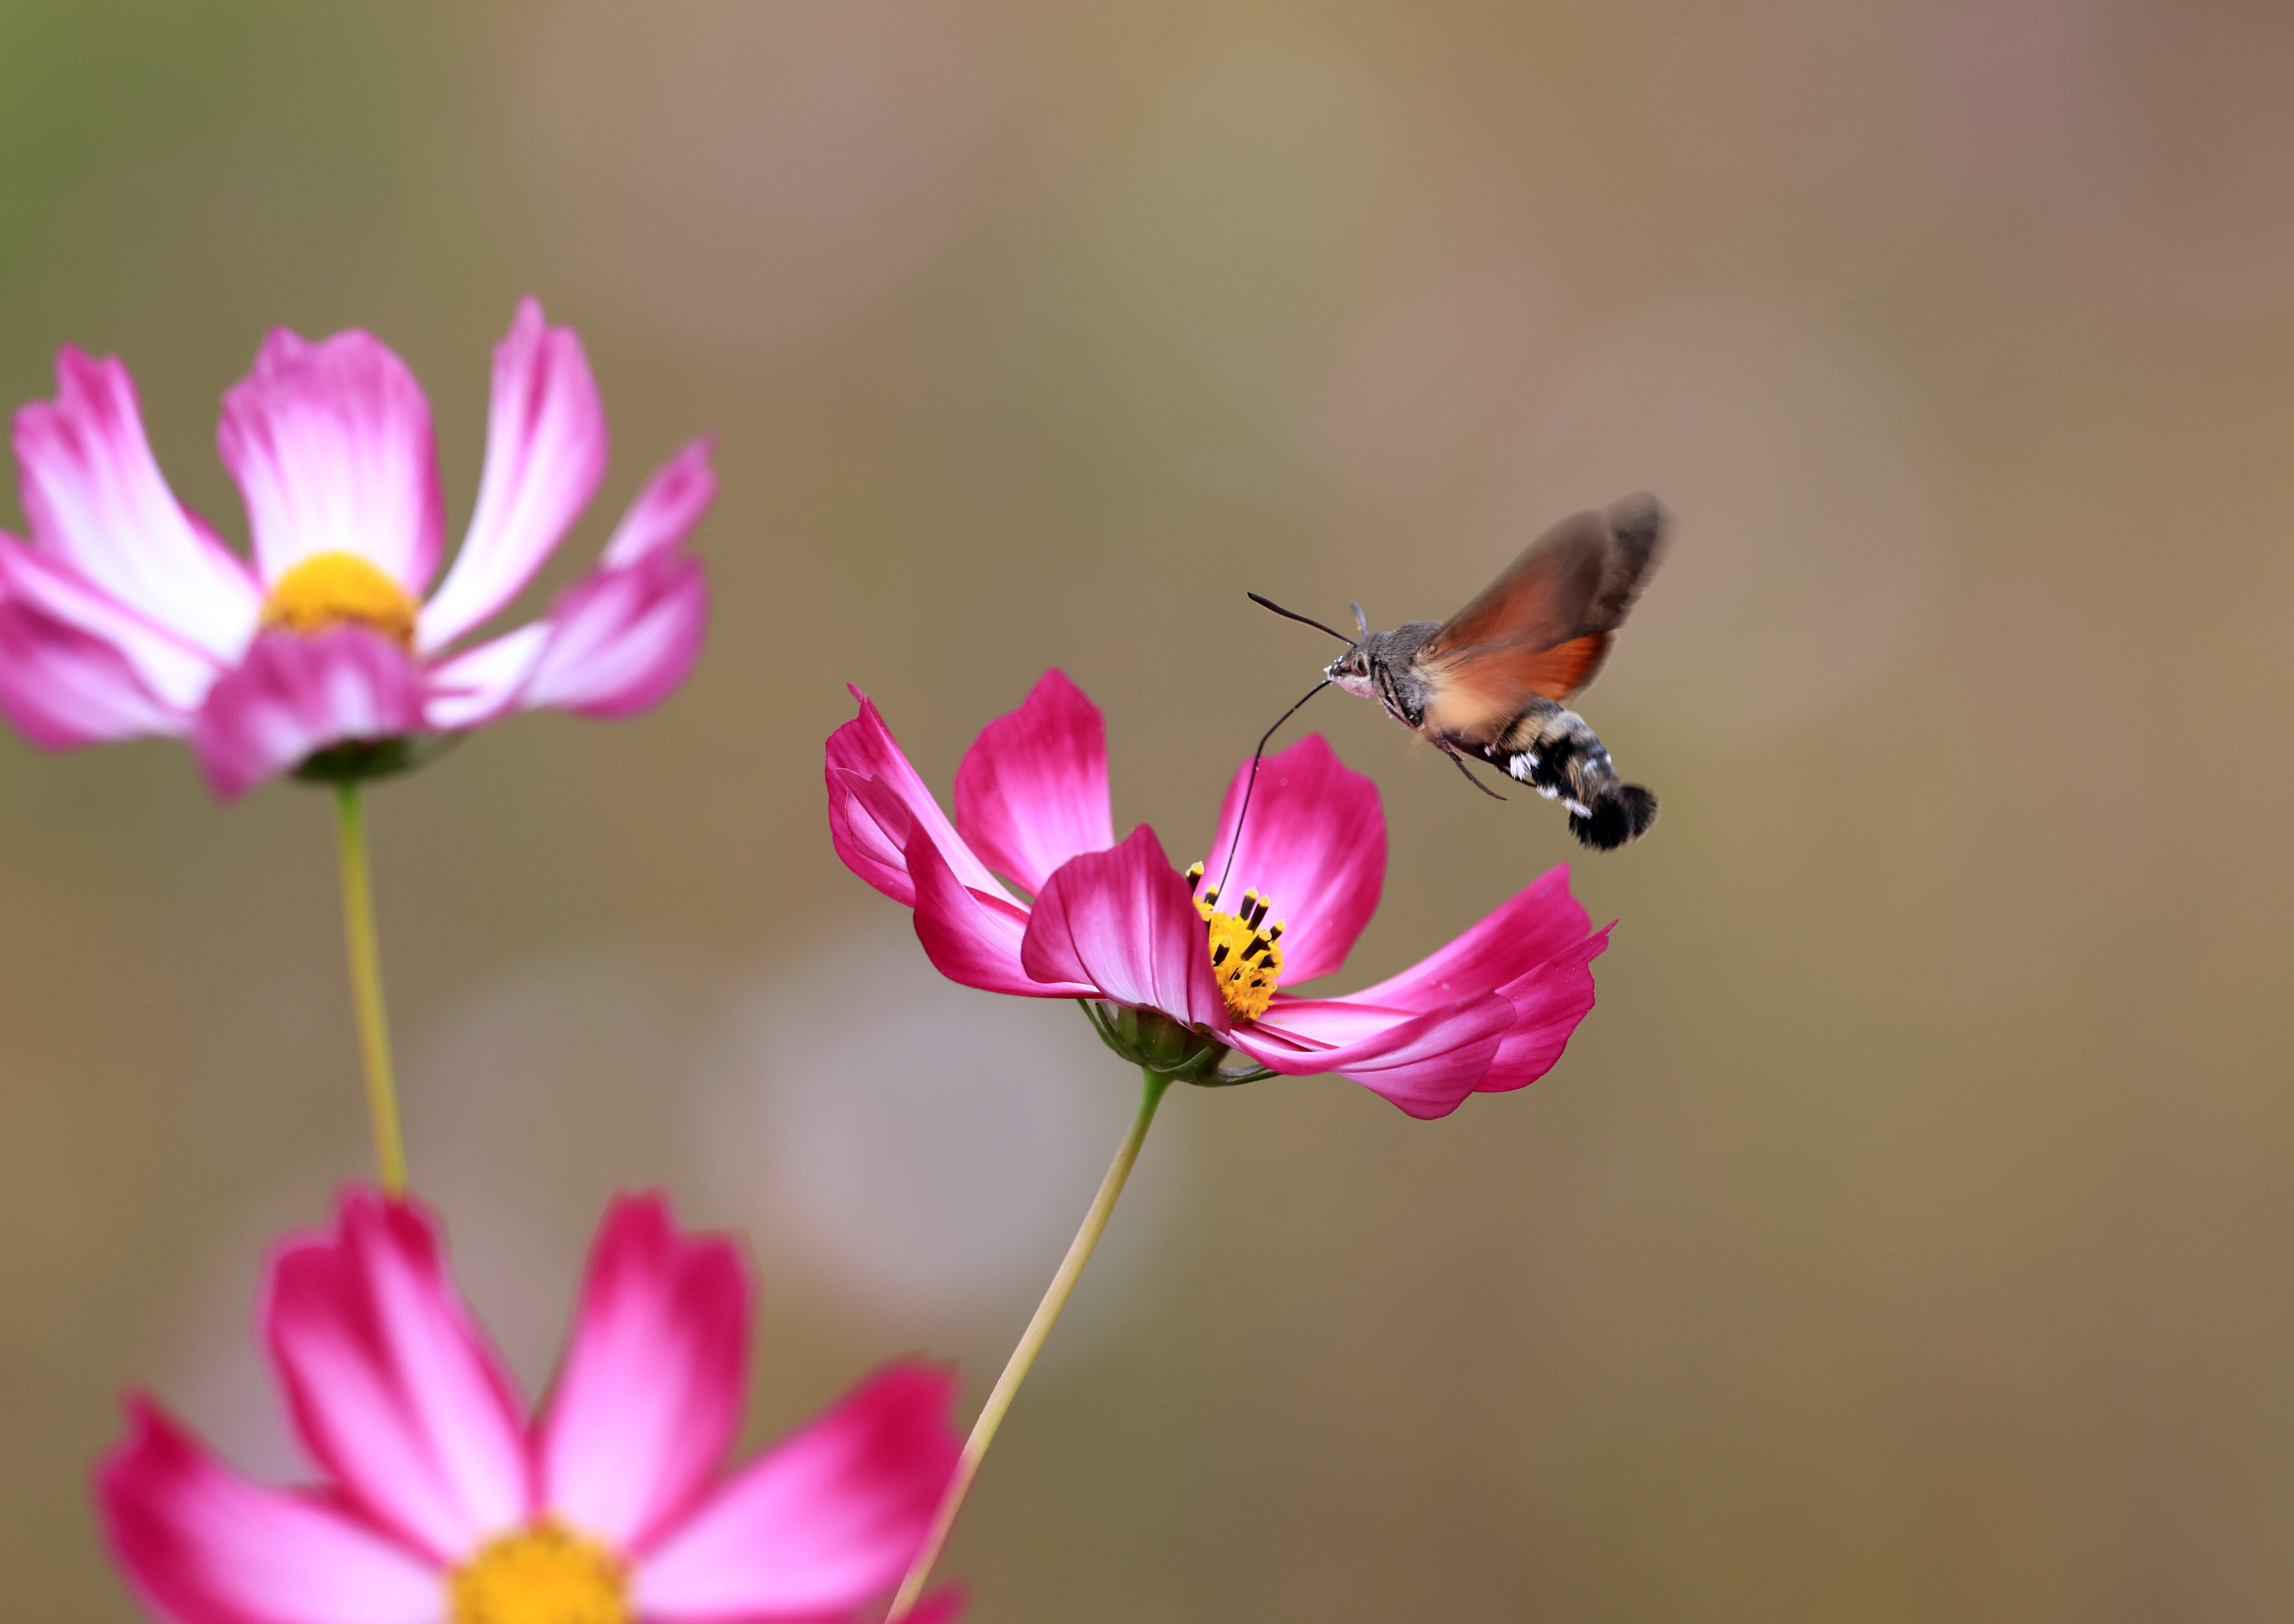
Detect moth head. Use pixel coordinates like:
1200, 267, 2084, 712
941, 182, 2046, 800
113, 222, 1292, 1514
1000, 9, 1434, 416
1325, 639, 1379, 697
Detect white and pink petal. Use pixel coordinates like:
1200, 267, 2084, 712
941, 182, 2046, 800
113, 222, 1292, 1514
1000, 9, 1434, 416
99, 1399, 442, 1624
0, 539, 222, 710
415, 300, 608, 653
900, 788, 1093, 999
631, 1363, 960, 1617
260, 1191, 529, 1564
14, 348, 261, 661
599, 439, 717, 570
513, 553, 706, 719
218, 328, 443, 593
0, 598, 187, 747
191, 628, 425, 799
537, 1194, 749, 1553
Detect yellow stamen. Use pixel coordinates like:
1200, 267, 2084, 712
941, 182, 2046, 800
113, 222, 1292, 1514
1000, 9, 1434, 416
1194, 879, 1285, 1022
260, 550, 419, 647
450, 1523, 628, 1624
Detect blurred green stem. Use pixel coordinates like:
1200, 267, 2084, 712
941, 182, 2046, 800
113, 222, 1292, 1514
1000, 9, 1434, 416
885, 1067, 1172, 1620
333, 782, 408, 1195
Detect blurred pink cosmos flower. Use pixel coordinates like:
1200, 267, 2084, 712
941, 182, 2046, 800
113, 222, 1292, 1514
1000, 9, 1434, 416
100, 1190, 965, 1624
826, 670, 1611, 1120
0, 297, 713, 796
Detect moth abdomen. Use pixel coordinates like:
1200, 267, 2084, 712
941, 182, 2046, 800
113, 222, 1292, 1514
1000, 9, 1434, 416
1569, 783, 1658, 851
1471, 705, 1658, 850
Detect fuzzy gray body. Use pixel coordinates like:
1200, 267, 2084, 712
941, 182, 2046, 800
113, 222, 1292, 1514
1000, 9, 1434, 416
1327, 626, 1658, 851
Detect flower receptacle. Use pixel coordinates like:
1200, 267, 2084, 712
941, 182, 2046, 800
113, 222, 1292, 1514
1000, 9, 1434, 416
1081, 1001, 1276, 1087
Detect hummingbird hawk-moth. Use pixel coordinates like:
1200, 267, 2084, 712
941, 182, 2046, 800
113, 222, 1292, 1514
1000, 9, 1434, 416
1251, 492, 1667, 851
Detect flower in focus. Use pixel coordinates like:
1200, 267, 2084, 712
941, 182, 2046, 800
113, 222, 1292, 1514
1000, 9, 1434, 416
101, 1190, 966, 1624
0, 297, 713, 796
826, 670, 1611, 1119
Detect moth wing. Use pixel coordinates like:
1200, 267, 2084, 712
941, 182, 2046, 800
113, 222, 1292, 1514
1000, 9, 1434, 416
1414, 494, 1668, 737
1421, 508, 1611, 660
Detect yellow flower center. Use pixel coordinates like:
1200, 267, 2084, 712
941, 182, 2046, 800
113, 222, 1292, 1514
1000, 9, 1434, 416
1187, 862, 1285, 1021
449, 1523, 629, 1624
259, 550, 419, 648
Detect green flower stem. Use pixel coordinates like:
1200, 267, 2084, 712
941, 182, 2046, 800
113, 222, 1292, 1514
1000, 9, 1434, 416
332, 782, 408, 1195
885, 1066, 1173, 1621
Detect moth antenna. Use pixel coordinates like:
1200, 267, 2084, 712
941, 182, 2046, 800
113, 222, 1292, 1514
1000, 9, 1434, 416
1350, 599, 1367, 635
1247, 592, 1354, 645
1216, 677, 1333, 900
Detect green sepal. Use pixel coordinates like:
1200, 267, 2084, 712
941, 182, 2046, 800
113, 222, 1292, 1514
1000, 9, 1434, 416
1080, 1001, 1276, 1087
294, 732, 465, 786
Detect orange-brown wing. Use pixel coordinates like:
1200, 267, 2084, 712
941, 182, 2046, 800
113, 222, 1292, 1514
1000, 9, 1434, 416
1413, 494, 1667, 738
1417, 633, 1612, 740
1419, 509, 1611, 661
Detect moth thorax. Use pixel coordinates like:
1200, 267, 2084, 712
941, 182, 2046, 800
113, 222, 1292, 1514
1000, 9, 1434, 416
1185, 862, 1286, 1021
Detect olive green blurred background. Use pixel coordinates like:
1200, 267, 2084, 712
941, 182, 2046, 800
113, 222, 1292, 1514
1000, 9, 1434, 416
5, 2, 2293, 1618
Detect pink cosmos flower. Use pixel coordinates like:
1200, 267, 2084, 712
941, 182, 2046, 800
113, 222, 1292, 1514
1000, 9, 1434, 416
100, 1190, 966, 1624
825, 670, 1611, 1120
0, 298, 713, 796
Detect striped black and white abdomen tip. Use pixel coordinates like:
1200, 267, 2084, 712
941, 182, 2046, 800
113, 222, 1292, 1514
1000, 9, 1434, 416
1568, 783, 1658, 850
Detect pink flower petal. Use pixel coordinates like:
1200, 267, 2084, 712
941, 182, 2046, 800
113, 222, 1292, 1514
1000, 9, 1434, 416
1194, 735, 1383, 985
953, 669, 1116, 896
1342, 864, 1593, 1012
1021, 825, 1229, 1032
1477, 926, 1610, 1093
0, 537, 223, 710
190, 628, 425, 799
901, 783, 1092, 999
632, 1363, 960, 1617
600, 439, 718, 569
1232, 991, 1515, 1119
0, 597, 187, 746
262, 1191, 528, 1564
14, 347, 261, 661
99, 1398, 442, 1624
219, 327, 443, 594
416, 299, 607, 653
516, 553, 708, 719
825, 690, 1005, 907
537, 1194, 749, 1553
420, 623, 546, 732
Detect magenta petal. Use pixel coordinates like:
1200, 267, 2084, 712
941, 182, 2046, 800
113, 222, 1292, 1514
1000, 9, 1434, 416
98, 1399, 440, 1624
190, 628, 425, 799
14, 347, 260, 661
904, 791, 1092, 999
600, 439, 718, 569
515, 552, 708, 719
0, 598, 186, 746
1478, 925, 1610, 1092
537, 1194, 749, 1553
632, 1363, 960, 1617
824, 690, 1005, 907
953, 669, 1116, 895
1194, 734, 1383, 985
1021, 825, 1228, 1031
1347, 865, 1594, 1012
262, 1190, 528, 1564
417, 299, 607, 652
1232, 991, 1515, 1119
218, 326, 443, 593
